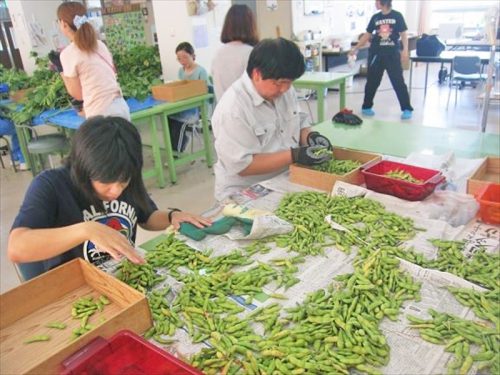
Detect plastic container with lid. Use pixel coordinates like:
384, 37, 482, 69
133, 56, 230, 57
59, 330, 203, 375
476, 183, 500, 224
361, 160, 445, 201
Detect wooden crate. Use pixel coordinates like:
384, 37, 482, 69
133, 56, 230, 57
152, 80, 207, 102
0, 259, 152, 375
467, 156, 500, 196
9, 88, 33, 103
289, 148, 382, 192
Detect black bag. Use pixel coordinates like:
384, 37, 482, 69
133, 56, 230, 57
416, 34, 445, 57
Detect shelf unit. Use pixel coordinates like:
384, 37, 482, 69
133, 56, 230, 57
296, 39, 323, 72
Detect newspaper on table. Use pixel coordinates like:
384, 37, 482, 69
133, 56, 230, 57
101, 171, 498, 374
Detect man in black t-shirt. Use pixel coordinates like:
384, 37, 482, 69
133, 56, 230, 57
350, 0, 413, 120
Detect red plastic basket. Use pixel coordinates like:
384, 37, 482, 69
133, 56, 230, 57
476, 183, 500, 224
361, 160, 445, 201
60, 330, 202, 375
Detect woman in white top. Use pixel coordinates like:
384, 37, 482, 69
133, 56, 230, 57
53, 2, 129, 120
211, 4, 259, 102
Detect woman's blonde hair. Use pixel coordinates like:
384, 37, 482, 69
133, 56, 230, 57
57, 2, 97, 53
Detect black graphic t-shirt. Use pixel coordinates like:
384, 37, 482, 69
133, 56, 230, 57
12, 167, 157, 277
366, 10, 407, 55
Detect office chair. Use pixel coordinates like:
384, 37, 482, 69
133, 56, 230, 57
16, 125, 70, 176
447, 56, 485, 109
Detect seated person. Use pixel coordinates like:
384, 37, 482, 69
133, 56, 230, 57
169, 42, 211, 152
7, 116, 211, 281
212, 38, 332, 201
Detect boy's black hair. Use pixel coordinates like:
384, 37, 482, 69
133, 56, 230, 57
65, 116, 150, 213
175, 41, 195, 56
246, 38, 305, 80
379, 0, 392, 8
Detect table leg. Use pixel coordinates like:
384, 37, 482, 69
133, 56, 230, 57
409, 60, 413, 97
316, 86, 325, 123
160, 113, 177, 184
339, 81, 346, 110
200, 100, 214, 167
14, 124, 31, 170
424, 63, 429, 97
148, 116, 165, 188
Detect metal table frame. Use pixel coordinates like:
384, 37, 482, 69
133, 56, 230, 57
409, 50, 498, 98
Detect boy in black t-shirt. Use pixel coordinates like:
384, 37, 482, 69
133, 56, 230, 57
350, 0, 413, 120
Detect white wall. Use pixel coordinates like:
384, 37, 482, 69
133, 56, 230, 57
6, 0, 62, 74
151, 0, 231, 81
256, 0, 292, 39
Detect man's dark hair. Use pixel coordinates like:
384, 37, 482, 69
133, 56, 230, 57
65, 116, 150, 213
246, 38, 305, 80
380, 0, 392, 8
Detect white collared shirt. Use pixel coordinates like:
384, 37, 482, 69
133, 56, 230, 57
213, 73, 309, 201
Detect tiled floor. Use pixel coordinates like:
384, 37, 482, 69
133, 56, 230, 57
1, 63, 499, 293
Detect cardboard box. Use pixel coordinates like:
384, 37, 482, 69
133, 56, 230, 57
289, 148, 382, 192
10, 88, 33, 103
152, 80, 207, 102
467, 156, 500, 196
0, 259, 152, 374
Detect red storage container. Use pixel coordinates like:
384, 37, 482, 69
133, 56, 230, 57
60, 330, 202, 375
361, 160, 445, 201
476, 183, 500, 224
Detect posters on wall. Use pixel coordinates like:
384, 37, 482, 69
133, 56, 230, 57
103, 11, 145, 54
100, 0, 146, 54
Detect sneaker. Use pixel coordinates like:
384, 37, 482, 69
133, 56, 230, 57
361, 108, 375, 117
401, 110, 412, 120
17, 162, 28, 171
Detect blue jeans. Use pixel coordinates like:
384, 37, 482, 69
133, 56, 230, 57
0, 117, 25, 163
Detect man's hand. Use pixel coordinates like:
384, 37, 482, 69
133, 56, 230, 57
307, 131, 332, 150
48, 50, 63, 73
401, 50, 409, 68
291, 145, 332, 166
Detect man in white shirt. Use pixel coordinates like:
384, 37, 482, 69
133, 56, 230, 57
212, 38, 332, 201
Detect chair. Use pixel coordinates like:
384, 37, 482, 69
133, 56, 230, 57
16, 125, 70, 176
446, 56, 486, 109
0, 136, 17, 172
175, 83, 215, 154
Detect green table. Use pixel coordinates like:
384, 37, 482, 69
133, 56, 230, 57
13, 94, 214, 188
133, 94, 214, 185
293, 72, 354, 123
315, 118, 500, 158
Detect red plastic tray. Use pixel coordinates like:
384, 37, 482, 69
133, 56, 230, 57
477, 183, 500, 224
361, 160, 445, 201
59, 330, 202, 375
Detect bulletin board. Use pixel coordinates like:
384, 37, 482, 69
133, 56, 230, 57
103, 11, 146, 54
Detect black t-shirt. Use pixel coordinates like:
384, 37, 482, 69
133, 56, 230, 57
12, 166, 157, 276
367, 9, 407, 54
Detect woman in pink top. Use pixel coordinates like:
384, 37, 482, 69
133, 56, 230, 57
53, 2, 129, 120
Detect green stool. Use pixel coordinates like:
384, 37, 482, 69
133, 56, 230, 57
17, 125, 70, 176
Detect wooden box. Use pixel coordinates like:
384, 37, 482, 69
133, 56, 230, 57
0, 259, 152, 375
10, 88, 33, 103
152, 80, 207, 102
467, 156, 500, 196
289, 148, 382, 192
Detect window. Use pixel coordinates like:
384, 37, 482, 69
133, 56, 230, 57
430, 0, 498, 30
